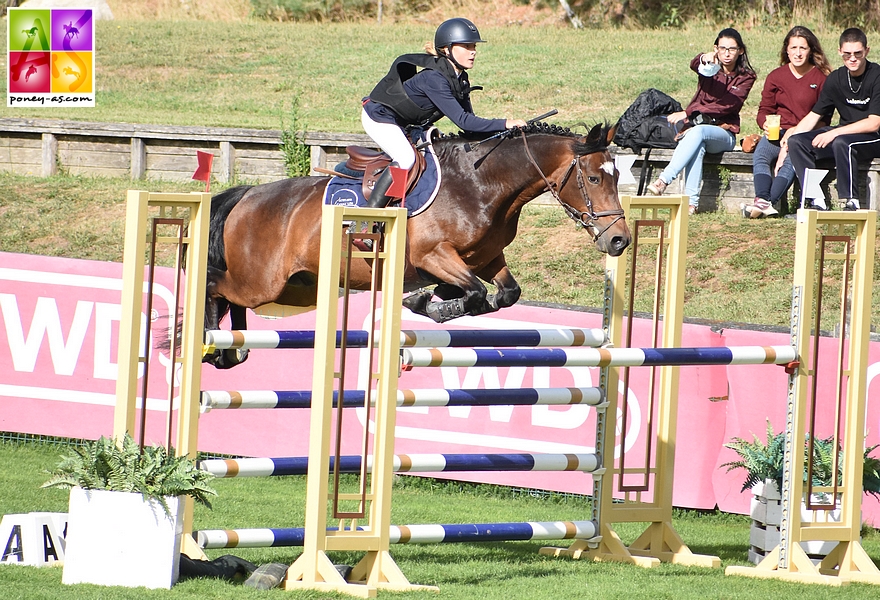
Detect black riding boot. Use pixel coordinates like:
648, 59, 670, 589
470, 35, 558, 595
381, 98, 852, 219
354, 165, 397, 251
366, 164, 397, 208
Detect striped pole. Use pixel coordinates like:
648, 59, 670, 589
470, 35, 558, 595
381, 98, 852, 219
204, 327, 607, 351
199, 453, 599, 478
196, 520, 598, 549
201, 387, 604, 411
402, 345, 797, 368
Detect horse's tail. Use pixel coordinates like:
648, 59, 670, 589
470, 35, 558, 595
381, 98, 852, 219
208, 185, 252, 272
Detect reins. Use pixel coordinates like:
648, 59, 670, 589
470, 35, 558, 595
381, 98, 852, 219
519, 130, 625, 242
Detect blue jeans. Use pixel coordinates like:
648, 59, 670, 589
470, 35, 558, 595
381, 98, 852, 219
659, 125, 736, 207
752, 135, 795, 205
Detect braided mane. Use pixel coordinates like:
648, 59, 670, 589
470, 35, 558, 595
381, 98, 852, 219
435, 121, 613, 156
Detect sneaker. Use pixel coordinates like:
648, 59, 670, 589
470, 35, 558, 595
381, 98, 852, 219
806, 200, 828, 211
741, 203, 763, 219
647, 178, 667, 196
841, 199, 860, 211
753, 197, 778, 217
688, 204, 697, 215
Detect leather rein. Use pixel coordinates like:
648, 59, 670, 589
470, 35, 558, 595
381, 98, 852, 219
519, 130, 626, 242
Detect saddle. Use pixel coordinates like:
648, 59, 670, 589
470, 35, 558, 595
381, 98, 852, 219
342, 145, 427, 202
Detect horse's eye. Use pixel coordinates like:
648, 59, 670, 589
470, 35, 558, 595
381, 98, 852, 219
588, 176, 600, 184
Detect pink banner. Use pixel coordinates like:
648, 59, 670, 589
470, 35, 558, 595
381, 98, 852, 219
1, 252, 878, 523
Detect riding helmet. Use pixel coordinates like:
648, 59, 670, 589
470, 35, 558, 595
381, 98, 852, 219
434, 18, 485, 49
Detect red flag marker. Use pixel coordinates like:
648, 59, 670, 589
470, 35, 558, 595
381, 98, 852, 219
387, 166, 407, 205
192, 151, 214, 192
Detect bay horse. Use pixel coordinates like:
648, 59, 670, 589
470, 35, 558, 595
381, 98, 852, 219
205, 122, 630, 368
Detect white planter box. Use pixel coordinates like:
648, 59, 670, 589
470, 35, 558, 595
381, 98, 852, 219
748, 479, 842, 565
62, 487, 183, 589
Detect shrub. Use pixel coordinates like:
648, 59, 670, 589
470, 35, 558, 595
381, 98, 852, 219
722, 420, 880, 498
42, 433, 216, 516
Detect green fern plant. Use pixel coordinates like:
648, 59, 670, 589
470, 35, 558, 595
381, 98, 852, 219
721, 420, 786, 492
722, 420, 880, 498
42, 433, 216, 516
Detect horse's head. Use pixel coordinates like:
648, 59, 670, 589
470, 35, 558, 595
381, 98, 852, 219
559, 123, 631, 257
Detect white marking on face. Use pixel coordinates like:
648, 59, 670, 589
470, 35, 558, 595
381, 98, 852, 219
601, 161, 615, 177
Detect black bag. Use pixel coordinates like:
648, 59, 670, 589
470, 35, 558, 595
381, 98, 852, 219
613, 88, 683, 153
630, 115, 680, 150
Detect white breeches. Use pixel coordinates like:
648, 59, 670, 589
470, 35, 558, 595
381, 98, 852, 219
361, 108, 416, 169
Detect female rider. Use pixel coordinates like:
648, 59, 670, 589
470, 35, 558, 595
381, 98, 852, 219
647, 28, 757, 214
743, 26, 831, 218
360, 18, 525, 213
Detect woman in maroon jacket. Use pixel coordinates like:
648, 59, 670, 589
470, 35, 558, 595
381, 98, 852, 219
742, 26, 831, 218
647, 28, 757, 214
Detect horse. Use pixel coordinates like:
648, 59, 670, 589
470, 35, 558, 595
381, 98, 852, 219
204, 121, 631, 368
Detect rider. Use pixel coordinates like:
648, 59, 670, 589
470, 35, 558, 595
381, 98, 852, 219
360, 17, 526, 212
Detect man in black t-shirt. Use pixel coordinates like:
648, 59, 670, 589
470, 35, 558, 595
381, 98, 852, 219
785, 28, 880, 210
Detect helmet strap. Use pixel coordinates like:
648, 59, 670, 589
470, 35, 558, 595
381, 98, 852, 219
443, 46, 466, 73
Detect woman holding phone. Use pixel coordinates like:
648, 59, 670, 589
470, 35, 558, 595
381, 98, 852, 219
647, 28, 757, 215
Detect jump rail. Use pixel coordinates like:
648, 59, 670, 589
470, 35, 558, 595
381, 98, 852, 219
197, 520, 599, 549
203, 327, 608, 351
199, 453, 600, 477
401, 345, 797, 368
200, 387, 605, 411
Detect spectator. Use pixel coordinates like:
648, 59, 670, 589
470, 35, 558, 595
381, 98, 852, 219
647, 28, 757, 215
785, 28, 880, 211
742, 26, 832, 218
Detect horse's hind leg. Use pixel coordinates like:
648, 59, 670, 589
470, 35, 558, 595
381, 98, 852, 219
220, 304, 250, 367
203, 268, 250, 369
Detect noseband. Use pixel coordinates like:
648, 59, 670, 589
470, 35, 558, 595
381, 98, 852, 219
520, 131, 625, 242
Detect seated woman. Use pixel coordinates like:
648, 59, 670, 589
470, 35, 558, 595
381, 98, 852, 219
742, 26, 831, 218
647, 28, 757, 215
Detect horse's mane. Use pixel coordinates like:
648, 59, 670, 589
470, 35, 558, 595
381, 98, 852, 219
434, 121, 613, 156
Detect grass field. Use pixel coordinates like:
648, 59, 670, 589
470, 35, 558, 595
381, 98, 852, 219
4, 439, 880, 599
0, 21, 862, 136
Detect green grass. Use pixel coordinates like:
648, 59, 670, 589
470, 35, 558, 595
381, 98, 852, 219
0, 22, 860, 136
3, 170, 879, 329
5, 438, 880, 599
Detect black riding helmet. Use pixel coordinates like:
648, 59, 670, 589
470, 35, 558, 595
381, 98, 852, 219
434, 18, 486, 50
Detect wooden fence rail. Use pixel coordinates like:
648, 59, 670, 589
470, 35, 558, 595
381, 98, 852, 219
1, 118, 878, 212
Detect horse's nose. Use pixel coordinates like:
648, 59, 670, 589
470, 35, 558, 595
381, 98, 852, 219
608, 234, 631, 257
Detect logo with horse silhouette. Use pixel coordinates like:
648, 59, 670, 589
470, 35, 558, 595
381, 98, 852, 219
7, 7, 94, 107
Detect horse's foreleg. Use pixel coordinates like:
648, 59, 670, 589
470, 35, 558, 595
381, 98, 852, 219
475, 256, 521, 313
410, 244, 488, 323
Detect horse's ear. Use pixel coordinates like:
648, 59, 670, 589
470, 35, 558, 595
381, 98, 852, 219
607, 122, 619, 146
585, 123, 603, 144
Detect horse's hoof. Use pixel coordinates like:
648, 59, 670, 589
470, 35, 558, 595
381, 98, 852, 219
205, 348, 250, 370
402, 290, 432, 314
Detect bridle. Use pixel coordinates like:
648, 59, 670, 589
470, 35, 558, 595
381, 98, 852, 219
520, 130, 626, 242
